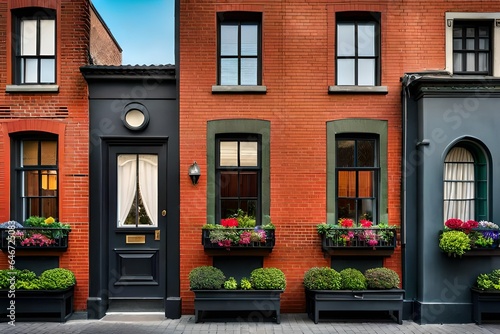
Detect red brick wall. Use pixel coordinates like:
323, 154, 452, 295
0, 0, 92, 312
179, 0, 500, 314
90, 4, 122, 65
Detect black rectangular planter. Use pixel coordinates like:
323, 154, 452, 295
471, 287, 500, 324
192, 289, 283, 323
202, 228, 275, 256
1, 228, 70, 251
0, 286, 74, 322
321, 228, 397, 257
305, 288, 404, 324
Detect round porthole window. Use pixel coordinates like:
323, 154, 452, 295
121, 103, 150, 131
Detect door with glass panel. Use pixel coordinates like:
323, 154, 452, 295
108, 145, 167, 299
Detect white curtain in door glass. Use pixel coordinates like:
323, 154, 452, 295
117, 154, 158, 227
138, 155, 158, 226
117, 155, 137, 226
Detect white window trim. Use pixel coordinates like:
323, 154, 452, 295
445, 12, 500, 76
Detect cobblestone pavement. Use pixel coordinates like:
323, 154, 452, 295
1, 313, 500, 334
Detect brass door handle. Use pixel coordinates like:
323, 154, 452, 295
161, 210, 166, 216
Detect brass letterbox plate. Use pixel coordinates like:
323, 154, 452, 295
126, 235, 146, 244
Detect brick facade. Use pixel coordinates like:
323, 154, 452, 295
178, 0, 500, 315
0, 0, 120, 312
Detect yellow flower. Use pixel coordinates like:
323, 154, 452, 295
44, 217, 55, 224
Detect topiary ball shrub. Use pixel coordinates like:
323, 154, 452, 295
364, 267, 400, 289
189, 266, 226, 290
39, 268, 76, 290
303, 267, 341, 290
250, 267, 286, 290
339, 268, 367, 290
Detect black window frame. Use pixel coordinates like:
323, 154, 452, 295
11, 133, 59, 222
452, 20, 492, 75
335, 11, 381, 86
335, 134, 380, 223
12, 7, 56, 85
217, 11, 262, 86
215, 134, 262, 224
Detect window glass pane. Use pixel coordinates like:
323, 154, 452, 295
479, 38, 489, 50
453, 39, 463, 50
41, 198, 57, 218
24, 171, 39, 196
466, 39, 474, 50
466, 28, 475, 38
479, 27, 489, 37
479, 53, 488, 72
220, 141, 238, 166
357, 59, 375, 86
240, 172, 258, 197
466, 53, 475, 71
41, 141, 57, 165
21, 20, 37, 55
240, 141, 258, 166
40, 59, 55, 83
453, 28, 462, 38
337, 171, 356, 197
220, 172, 238, 197
358, 171, 374, 197
337, 24, 355, 56
337, 140, 354, 167
240, 200, 257, 217
41, 171, 57, 191
337, 198, 356, 220
337, 59, 355, 85
24, 59, 38, 83
358, 198, 375, 222
221, 199, 239, 218
241, 25, 257, 56
357, 140, 375, 167
453, 53, 462, 71
357, 23, 375, 56
23, 141, 38, 166
240, 58, 257, 85
220, 58, 238, 85
220, 25, 238, 56
40, 19, 55, 55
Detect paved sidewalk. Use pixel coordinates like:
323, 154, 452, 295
1, 313, 500, 334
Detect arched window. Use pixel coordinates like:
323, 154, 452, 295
443, 143, 488, 222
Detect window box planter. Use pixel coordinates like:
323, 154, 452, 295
319, 227, 397, 257
192, 289, 283, 323
471, 287, 500, 324
0, 228, 70, 252
0, 286, 74, 322
202, 228, 275, 256
305, 288, 404, 324
439, 227, 500, 257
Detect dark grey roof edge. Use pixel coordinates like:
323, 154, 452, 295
80, 65, 176, 80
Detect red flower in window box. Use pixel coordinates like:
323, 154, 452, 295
220, 218, 238, 227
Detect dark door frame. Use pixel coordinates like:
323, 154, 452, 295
87, 137, 180, 319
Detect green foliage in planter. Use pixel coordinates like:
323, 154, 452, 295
364, 267, 400, 289
250, 267, 286, 290
0, 268, 75, 290
224, 277, 238, 290
0, 269, 37, 289
189, 266, 226, 290
439, 230, 470, 257
39, 268, 76, 290
476, 269, 500, 291
339, 268, 367, 290
240, 277, 252, 290
303, 267, 341, 290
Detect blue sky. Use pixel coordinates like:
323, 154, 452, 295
92, 0, 175, 65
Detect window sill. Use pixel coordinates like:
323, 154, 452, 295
328, 86, 388, 94
6, 84, 59, 93
212, 85, 267, 94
